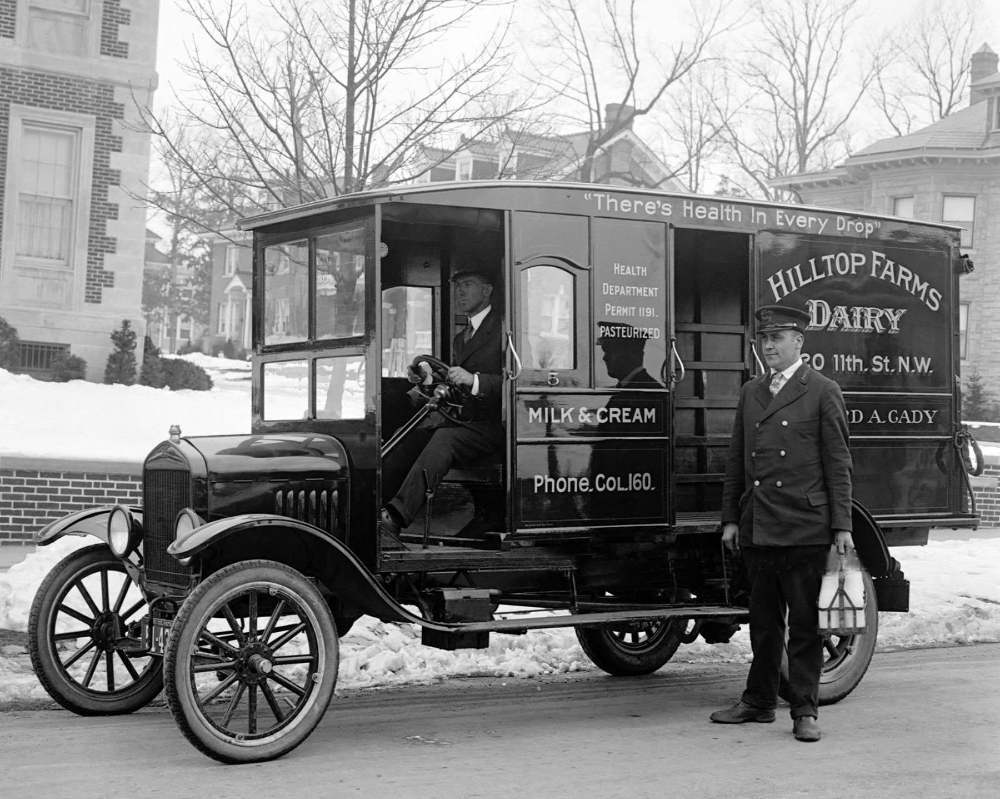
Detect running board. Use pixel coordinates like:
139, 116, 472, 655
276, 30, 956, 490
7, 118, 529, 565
458, 605, 749, 635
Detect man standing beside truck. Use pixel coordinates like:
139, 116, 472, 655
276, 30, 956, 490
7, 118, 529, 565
712, 304, 854, 743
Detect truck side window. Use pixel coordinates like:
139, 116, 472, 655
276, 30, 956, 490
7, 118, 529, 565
382, 286, 435, 377
521, 265, 575, 370
316, 228, 366, 340
263, 241, 308, 346
316, 355, 365, 419
261, 359, 309, 420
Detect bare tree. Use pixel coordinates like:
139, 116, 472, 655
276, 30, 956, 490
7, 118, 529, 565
655, 66, 735, 193
138, 0, 528, 231
868, 0, 983, 136
526, 0, 731, 187
718, 0, 883, 200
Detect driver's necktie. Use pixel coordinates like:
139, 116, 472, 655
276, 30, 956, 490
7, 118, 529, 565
769, 372, 784, 397
463, 323, 475, 345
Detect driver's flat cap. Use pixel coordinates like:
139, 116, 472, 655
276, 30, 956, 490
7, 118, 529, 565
450, 268, 494, 283
756, 304, 811, 333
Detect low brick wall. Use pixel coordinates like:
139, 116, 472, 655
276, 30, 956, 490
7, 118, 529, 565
0, 456, 141, 546
972, 454, 1000, 526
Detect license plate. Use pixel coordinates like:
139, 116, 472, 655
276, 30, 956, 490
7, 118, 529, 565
149, 618, 171, 655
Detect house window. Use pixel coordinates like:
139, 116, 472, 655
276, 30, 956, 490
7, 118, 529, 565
217, 302, 229, 336
224, 245, 240, 276
456, 159, 473, 180
16, 124, 79, 267
18, 341, 69, 377
960, 302, 970, 360
893, 196, 914, 218
27, 0, 91, 57
942, 195, 975, 248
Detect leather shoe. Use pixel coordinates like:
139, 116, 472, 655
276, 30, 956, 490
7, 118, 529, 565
710, 701, 775, 724
793, 716, 821, 742
379, 508, 404, 550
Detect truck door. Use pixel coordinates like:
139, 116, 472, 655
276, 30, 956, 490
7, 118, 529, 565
510, 212, 671, 534
670, 229, 752, 524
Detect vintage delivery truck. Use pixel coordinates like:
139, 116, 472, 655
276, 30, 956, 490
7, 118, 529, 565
27, 182, 981, 763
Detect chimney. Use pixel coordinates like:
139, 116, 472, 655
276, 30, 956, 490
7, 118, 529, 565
604, 103, 635, 132
969, 43, 998, 105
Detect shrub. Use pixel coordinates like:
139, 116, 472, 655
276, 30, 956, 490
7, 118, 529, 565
139, 336, 167, 388
104, 320, 138, 385
49, 351, 88, 382
177, 338, 203, 356
0, 316, 20, 372
161, 358, 213, 391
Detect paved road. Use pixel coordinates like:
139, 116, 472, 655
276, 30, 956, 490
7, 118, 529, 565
1, 645, 996, 799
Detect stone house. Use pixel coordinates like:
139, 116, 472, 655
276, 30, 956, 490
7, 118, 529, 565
0, 0, 158, 380
771, 44, 1000, 401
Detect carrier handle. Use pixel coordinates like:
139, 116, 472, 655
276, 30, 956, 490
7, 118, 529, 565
669, 336, 686, 384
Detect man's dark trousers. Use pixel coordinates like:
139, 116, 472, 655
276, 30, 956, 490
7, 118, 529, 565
740, 545, 829, 719
383, 419, 495, 527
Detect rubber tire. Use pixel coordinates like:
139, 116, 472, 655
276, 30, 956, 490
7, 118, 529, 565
163, 560, 339, 764
576, 619, 683, 676
28, 543, 163, 715
779, 568, 879, 706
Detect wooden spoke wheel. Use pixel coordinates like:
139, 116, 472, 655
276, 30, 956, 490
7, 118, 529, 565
576, 618, 684, 676
163, 560, 338, 764
28, 544, 163, 715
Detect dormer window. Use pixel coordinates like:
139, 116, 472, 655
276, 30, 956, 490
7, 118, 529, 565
456, 158, 473, 180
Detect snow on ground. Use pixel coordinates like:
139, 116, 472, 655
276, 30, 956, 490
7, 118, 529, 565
1, 359, 999, 707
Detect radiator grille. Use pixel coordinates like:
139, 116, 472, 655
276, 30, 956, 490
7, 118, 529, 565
274, 488, 338, 532
143, 468, 193, 586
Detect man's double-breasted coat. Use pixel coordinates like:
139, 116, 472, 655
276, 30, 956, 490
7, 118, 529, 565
721, 363, 853, 546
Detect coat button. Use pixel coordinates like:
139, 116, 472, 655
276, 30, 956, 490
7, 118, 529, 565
754, 480, 760, 486
776, 480, 783, 487
780, 450, 786, 457
782, 420, 788, 426
751, 451, 756, 458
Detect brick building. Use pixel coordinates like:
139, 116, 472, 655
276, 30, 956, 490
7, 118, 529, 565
0, 0, 158, 381
771, 44, 1000, 400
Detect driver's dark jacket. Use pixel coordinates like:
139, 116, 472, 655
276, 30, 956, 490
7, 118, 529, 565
449, 307, 503, 446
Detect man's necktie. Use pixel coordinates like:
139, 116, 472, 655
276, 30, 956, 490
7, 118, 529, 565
769, 372, 785, 397
463, 323, 475, 344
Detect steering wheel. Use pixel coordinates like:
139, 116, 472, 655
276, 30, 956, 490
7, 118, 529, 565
410, 354, 474, 424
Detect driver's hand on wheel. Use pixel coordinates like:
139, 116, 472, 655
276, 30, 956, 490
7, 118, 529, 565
407, 362, 432, 384
447, 366, 475, 388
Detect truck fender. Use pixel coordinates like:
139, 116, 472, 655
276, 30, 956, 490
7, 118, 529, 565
850, 500, 891, 578
33, 505, 143, 548
167, 515, 427, 627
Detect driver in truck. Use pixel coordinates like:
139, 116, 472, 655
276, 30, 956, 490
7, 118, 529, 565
379, 267, 504, 542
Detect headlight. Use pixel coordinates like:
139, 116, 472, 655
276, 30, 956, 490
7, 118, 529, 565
175, 508, 204, 539
107, 506, 140, 558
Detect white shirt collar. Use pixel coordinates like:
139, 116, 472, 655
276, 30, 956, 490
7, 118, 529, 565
468, 305, 491, 331
772, 358, 803, 381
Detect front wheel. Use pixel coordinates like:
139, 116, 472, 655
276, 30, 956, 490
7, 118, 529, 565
779, 568, 879, 705
28, 544, 163, 715
164, 560, 339, 764
576, 619, 683, 676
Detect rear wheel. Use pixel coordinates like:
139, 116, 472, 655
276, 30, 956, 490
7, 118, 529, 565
164, 560, 338, 764
779, 568, 879, 705
576, 619, 683, 676
28, 544, 163, 715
